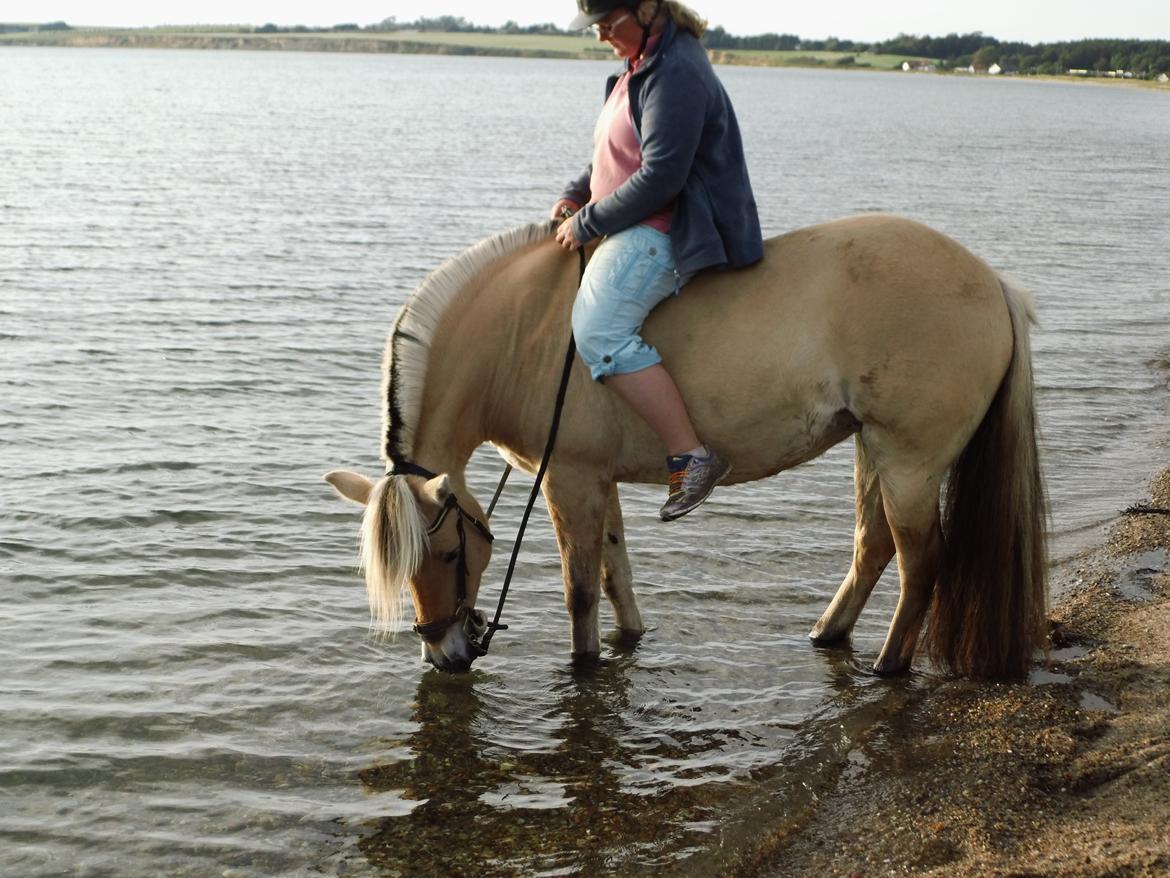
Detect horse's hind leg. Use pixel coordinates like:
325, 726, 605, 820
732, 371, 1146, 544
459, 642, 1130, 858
810, 438, 895, 645
601, 484, 644, 636
543, 465, 609, 662
872, 466, 945, 676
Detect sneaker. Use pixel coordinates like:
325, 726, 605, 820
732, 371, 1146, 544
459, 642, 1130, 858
659, 449, 732, 522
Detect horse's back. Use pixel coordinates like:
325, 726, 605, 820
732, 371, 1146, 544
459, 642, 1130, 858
638, 214, 1015, 480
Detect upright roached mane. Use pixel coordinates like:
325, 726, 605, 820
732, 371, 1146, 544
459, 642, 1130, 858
364, 220, 554, 634
383, 221, 555, 463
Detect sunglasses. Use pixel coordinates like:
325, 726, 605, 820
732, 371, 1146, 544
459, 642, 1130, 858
590, 10, 632, 36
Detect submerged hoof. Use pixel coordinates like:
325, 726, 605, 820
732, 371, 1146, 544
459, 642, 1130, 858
570, 650, 602, 668
611, 627, 645, 650
871, 656, 912, 677
809, 628, 851, 647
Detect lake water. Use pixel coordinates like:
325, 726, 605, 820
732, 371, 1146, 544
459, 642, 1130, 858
2, 47, 1169, 876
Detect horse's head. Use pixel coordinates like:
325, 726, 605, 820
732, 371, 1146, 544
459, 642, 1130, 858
325, 469, 493, 673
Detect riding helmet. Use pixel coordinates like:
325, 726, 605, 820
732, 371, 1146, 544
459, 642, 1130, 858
569, 0, 640, 30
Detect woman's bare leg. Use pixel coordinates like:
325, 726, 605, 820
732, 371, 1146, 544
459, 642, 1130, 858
604, 364, 700, 456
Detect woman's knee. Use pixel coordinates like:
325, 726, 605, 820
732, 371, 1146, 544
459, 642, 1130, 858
572, 296, 618, 378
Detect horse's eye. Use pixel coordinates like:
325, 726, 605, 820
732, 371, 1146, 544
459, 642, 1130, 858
441, 549, 459, 565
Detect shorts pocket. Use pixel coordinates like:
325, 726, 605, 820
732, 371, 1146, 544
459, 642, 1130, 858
604, 245, 657, 302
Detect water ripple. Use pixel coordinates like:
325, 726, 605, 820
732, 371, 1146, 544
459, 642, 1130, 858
1, 48, 1168, 878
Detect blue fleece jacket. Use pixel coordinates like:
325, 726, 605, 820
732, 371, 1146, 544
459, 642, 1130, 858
563, 19, 763, 276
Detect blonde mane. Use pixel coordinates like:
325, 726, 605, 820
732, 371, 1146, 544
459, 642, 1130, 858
361, 475, 428, 636
382, 220, 554, 465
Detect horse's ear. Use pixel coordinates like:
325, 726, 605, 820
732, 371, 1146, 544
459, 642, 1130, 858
419, 474, 452, 508
324, 470, 374, 506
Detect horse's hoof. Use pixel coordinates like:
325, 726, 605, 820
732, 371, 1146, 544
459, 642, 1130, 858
570, 650, 601, 667
809, 628, 850, 647
871, 657, 911, 677
612, 627, 645, 649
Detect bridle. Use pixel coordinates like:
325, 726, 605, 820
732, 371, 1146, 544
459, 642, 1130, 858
387, 459, 498, 655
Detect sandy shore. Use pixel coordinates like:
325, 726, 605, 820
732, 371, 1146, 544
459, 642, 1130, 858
740, 465, 1170, 877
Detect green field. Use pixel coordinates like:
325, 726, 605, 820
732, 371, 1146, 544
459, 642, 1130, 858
0, 26, 925, 70
0, 27, 611, 60
380, 32, 921, 68
340, 29, 605, 53
710, 49, 926, 69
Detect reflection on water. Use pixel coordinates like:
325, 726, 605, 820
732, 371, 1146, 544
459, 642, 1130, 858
359, 656, 712, 875
2, 46, 1169, 877
355, 645, 914, 876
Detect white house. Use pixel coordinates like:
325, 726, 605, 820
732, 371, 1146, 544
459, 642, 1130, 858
1159, 73, 1169, 83
988, 63, 1003, 75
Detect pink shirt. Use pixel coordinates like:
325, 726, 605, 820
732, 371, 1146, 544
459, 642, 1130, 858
588, 38, 673, 233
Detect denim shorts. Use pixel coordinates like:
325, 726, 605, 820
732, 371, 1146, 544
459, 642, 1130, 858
571, 224, 692, 381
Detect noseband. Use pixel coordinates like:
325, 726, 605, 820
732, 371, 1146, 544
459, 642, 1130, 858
387, 460, 499, 653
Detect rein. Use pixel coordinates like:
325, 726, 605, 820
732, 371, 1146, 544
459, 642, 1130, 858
389, 245, 586, 657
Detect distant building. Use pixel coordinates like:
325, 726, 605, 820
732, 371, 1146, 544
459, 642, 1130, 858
1159, 73, 1169, 83
988, 63, 1003, 75
901, 60, 937, 73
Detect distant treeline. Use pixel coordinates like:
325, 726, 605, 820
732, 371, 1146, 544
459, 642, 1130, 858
330, 18, 1170, 78
870, 33, 1170, 77
701, 29, 1170, 77
6, 17, 1168, 77
0, 20, 68, 32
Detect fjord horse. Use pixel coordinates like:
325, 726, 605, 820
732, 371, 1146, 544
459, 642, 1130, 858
326, 214, 1047, 679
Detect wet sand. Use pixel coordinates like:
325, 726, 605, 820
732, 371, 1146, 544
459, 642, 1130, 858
744, 465, 1170, 878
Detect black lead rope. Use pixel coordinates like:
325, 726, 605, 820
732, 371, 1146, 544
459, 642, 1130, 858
476, 246, 585, 655
485, 464, 512, 518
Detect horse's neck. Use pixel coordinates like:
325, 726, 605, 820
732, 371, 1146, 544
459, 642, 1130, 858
411, 240, 577, 473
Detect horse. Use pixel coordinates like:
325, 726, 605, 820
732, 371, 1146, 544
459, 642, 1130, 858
325, 213, 1047, 680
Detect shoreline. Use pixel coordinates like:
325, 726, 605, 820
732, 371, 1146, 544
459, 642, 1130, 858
2, 31, 1167, 91
741, 464, 1170, 877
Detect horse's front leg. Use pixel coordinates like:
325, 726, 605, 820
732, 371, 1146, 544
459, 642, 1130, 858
542, 465, 609, 663
602, 483, 644, 636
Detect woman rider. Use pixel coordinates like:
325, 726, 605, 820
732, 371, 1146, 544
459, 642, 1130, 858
552, 0, 763, 521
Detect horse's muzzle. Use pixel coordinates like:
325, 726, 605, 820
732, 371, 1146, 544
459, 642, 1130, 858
420, 609, 488, 672
426, 652, 474, 673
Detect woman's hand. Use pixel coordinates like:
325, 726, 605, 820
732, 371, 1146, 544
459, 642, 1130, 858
555, 217, 582, 251
551, 199, 583, 251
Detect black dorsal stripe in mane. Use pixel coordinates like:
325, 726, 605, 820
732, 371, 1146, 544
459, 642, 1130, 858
381, 220, 557, 466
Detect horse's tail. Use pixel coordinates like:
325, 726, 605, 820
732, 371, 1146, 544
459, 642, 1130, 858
359, 476, 427, 637
926, 275, 1048, 679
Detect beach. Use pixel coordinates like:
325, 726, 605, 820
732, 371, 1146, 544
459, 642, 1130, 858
744, 465, 1170, 877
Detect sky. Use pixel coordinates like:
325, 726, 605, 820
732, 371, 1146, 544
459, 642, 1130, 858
4, 1, 1169, 43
